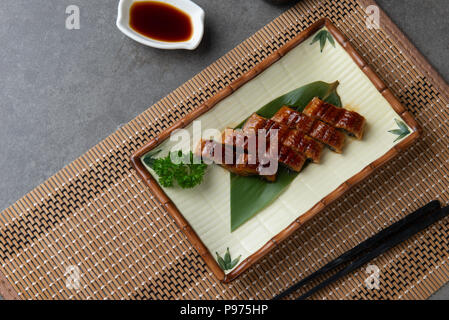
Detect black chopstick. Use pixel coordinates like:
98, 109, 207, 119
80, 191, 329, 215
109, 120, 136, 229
274, 200, 441, 300
297, 204, 449, 300
273, 200, 445, 300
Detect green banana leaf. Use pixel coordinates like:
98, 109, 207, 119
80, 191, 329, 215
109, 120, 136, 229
230, 81, 342, 231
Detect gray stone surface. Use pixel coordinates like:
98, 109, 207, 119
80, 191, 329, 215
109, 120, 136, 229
0, 0, 448, 299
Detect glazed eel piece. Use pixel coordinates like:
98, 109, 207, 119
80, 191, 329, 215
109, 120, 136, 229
222, 115, 308, 172
227, 113, 322, 163
272, 106, 346, 153
195, 139, 277, 181
303, 97, 366, 139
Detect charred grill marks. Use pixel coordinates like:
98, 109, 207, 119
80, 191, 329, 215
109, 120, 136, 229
196, 139, 277, 181
303, 97, 366, 139
195, 98, 366, 181
272, 106, 345, 153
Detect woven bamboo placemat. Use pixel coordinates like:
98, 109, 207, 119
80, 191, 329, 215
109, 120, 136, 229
1, 0, 448, 300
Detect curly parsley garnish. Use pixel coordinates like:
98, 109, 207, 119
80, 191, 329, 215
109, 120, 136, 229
143, 151, 208, 189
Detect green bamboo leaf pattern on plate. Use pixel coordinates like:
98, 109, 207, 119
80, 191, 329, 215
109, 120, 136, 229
216, 248, 241, 271
388, 119, 410, 142
310, 30, 335, 52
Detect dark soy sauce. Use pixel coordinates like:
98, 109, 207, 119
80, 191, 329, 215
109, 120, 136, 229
129, 1, 193, 42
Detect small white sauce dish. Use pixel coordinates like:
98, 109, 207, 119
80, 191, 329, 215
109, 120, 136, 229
116, 0, 205, 50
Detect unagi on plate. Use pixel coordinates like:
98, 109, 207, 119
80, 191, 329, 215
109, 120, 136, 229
272, 106, 346, 153
222, 128, 256, 152
282, 129, 323, 163
235, 114, 323, 163
195, 98, 365, 181
303, 97, 366, 139
277, 144, 307, 172
242, 114, 289, 139
225, 114, 283, 152
196, 139, 277, 181
221, 127, 307, 173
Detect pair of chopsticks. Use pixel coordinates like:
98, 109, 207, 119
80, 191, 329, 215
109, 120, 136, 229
273, 200, 448, 300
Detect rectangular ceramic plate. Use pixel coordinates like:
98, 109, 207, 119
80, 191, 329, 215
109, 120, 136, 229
131, 19, 421, 282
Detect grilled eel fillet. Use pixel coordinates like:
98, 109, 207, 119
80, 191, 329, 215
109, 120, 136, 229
217, 129, 306, 173
272, 106, 346, 153
195, 139, 277, 181
224, 114, 323, 163
303, 97, 366, 139
223, 116, 307, 172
